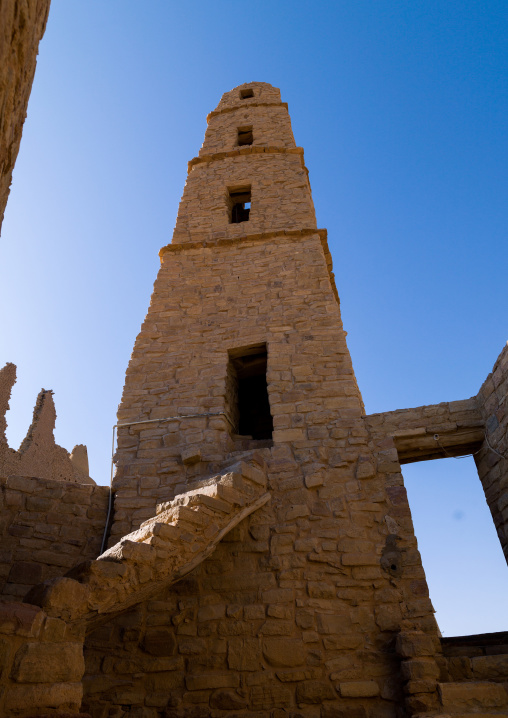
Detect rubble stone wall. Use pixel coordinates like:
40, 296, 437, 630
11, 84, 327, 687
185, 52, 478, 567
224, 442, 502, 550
0, 474, 109, 600
475, 343, 508, 563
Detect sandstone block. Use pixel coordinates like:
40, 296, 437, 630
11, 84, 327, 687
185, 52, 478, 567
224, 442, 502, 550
296, 679, 336, 703
210, 688, 248, 710
142, 628, 177, 656
11, 642, 85, 683
338, 680, 379, 698
396, 631, 438, 658
262, 638, 306, 667
227, 638, 261, 671
438, 680, 508, 710
185, 672, 239, 691
4, 681, 83, 711
401, 658, 440, 681
471, 654, 508, 680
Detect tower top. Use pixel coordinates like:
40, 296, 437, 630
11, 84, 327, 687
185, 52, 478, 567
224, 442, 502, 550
213, 82, 282, 114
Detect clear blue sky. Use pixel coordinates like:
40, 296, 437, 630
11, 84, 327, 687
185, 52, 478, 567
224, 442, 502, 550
1, 1, 507, 636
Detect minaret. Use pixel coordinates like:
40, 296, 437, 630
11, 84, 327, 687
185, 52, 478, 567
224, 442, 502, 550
107, 83, 439, 715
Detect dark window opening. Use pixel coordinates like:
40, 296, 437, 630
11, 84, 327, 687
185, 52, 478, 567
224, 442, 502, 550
228, 186, 251, 224
240, 88, 254, 99
226, 344, 273, 440
237, 126, 253, 146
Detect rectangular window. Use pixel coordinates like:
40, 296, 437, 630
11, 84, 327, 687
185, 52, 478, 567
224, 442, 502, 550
228, 186, 251, 224
237, 126, 253, 146
226, 344, 273, 440
240, 88, 254, 99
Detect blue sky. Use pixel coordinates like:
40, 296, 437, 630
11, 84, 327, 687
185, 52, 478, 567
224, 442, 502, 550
1, 1, 507, 635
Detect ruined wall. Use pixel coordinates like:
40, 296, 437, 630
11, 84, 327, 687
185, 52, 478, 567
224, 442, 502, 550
0, 474, 109, 600
0, 363, 95, 484
0, 0, 51, 232
475, 343, 508, 563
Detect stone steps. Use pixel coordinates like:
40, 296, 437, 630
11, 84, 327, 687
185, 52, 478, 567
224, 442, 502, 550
414, 680, 508, 716
25, 456, 270, 627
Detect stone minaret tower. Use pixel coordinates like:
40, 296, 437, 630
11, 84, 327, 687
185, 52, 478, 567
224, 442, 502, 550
102, 82, 441, 716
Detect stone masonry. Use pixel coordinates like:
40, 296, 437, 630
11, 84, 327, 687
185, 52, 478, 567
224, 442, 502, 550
0, 0, 51, 232
0, 79, 507, 718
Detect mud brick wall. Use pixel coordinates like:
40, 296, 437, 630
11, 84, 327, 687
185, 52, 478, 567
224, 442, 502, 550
475, 343, 508, 563
0, 475, 109, 599
0, 600, 85, 717
0, 0, 51, 231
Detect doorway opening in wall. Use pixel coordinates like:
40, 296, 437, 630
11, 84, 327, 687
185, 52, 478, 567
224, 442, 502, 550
402, 456, 508, 636
226, 343, 273, 441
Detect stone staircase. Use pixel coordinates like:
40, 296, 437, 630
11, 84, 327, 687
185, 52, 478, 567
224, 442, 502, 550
25, 454, 270, 629
415, 632, 508, 717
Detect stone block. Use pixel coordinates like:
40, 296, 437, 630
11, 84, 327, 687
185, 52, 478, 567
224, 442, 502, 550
262, 638, 306, 667
228, 638, 261, 671
142, 628, 177, 656
11, 642, 85, 682
471, 654, 508, 680
396, 631, 438, 658
438, 680, 508, 710
4, 681, 83, 711
185, 672, 239, 691
338, 680, 379, 698
296, 679, 336, 703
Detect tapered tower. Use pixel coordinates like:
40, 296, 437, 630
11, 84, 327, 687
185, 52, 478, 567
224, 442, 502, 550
92, 83, 441, 716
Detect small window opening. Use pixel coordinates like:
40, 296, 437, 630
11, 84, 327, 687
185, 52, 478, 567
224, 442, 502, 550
226, 344, 273, 440
228, 186, 251, 224
237, 126, 253, 146
240, 88, 254, 99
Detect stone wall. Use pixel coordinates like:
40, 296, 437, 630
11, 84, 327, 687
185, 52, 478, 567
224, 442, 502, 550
0, 474, 109, 600
475, 343, 508, 563
0, 600, 85, 717
0, 0, 51, 231
1, 363, 95, 484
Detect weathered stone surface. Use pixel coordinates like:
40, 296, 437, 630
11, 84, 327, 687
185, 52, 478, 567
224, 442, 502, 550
11, 641, 84, 682
438, 680, 508, 710
338, 681, 380, 698
262, 638, 306, 667
0, 0, 50, 230
4, 681, 83, 711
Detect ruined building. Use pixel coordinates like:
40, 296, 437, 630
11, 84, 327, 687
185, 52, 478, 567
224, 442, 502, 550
0, 82, 507, 718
